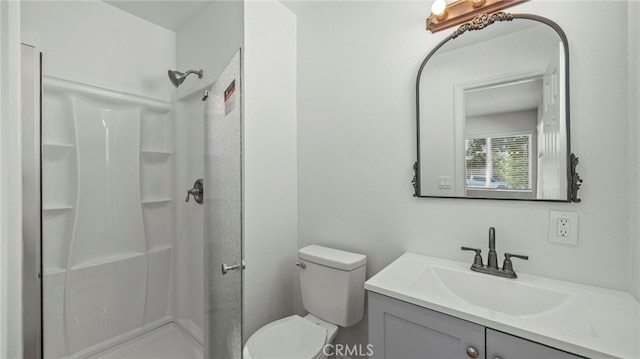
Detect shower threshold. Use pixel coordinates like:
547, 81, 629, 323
88, 323, 203, 359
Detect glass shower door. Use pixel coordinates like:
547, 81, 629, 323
203, 49, 243, 358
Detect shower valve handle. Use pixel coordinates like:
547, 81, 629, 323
185, 179, 204, 204
185, 188, 199, 202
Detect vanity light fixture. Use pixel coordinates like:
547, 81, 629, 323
427, 0, 527, 33
431, 0, 447, 20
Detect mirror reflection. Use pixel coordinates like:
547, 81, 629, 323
416, 15, 570, 201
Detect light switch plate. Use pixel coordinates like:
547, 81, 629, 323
438, 176, 452, 189
548, 211, 578, 245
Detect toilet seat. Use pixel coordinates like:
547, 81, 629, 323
243, 315, 328, 359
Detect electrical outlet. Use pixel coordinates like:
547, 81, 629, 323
557, 218, 570, 237
549, 211, 578, 245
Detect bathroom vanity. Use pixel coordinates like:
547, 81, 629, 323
365, 253, 640, 359
369, 292, 581, 359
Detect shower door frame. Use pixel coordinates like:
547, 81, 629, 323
203, 48, 244, 359
21, 43, 43, 359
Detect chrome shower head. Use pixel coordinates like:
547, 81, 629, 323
168, 69, 203, 88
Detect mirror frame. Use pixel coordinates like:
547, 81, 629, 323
413, 12, 582, 202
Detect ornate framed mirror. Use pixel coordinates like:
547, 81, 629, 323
413, 13, 582, 202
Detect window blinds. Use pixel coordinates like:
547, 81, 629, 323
465, 134, 531, 190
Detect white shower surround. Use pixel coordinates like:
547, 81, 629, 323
21, 1, 179, 357
42, 77, 174, 358
7, 0, 300, 356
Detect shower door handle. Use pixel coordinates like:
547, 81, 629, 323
221, 260, 245, 275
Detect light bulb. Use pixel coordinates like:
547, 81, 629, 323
431, 0, 447, 17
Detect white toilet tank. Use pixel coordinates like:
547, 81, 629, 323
298, 245, 367, 327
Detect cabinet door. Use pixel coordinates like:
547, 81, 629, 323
369, 292, 485, 359
486, 329, 585, 359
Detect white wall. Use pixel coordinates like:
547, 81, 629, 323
296, 0, 634, 348
466, 110, 538, 137
629, 0, 640, 300
21, 0, 174, 102
243, 0, 298, 340
175, 1, 244, 98
0, 2, 22, 357
174, 0, 243, 342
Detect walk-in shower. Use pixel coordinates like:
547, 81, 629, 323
19, 1, 296, 358
168, 69, 204, 88
20, 1, 245, 356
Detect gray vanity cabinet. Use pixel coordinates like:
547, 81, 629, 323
369, 292, 485, 359
368, 292, 585, 359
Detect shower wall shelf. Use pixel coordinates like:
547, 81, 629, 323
140, 149, 172, 154
43, 142, 73, 146
69, 252, 146, 271
148, 245, 173, 254
140, 108, 173, 252
43, 143, 74, 150
141, 150, 172, 161
42, 205, 73, 211
142, 198, 173, 205
44, 268, 66, 276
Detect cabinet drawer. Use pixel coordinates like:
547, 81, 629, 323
486, 329, 585, 359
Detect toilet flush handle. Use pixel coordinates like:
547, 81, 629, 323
295, 261, 306, 269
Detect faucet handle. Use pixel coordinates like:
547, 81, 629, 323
461, 247, 484, 268
502, 253, 529, 272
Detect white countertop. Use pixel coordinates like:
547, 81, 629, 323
364, 253, 640, 359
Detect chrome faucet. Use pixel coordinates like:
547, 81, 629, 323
461, 227, 528, 279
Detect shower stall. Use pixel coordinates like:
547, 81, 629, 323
21, 1, 245, 358
20, 1, 296, 358
39, 69, 181, 358
24, 45, 242, 359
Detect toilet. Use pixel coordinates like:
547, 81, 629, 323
243, 245, 367, 359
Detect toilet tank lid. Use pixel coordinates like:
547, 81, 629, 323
298, 245, 366, 271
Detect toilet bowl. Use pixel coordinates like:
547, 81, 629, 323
243, 245, 366, 359
243, 314, 338, 359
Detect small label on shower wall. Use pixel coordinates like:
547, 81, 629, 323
224, 79, 236, 116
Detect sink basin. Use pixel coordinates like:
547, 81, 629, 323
409, 262, 597, 338
412, 266, 572, 316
